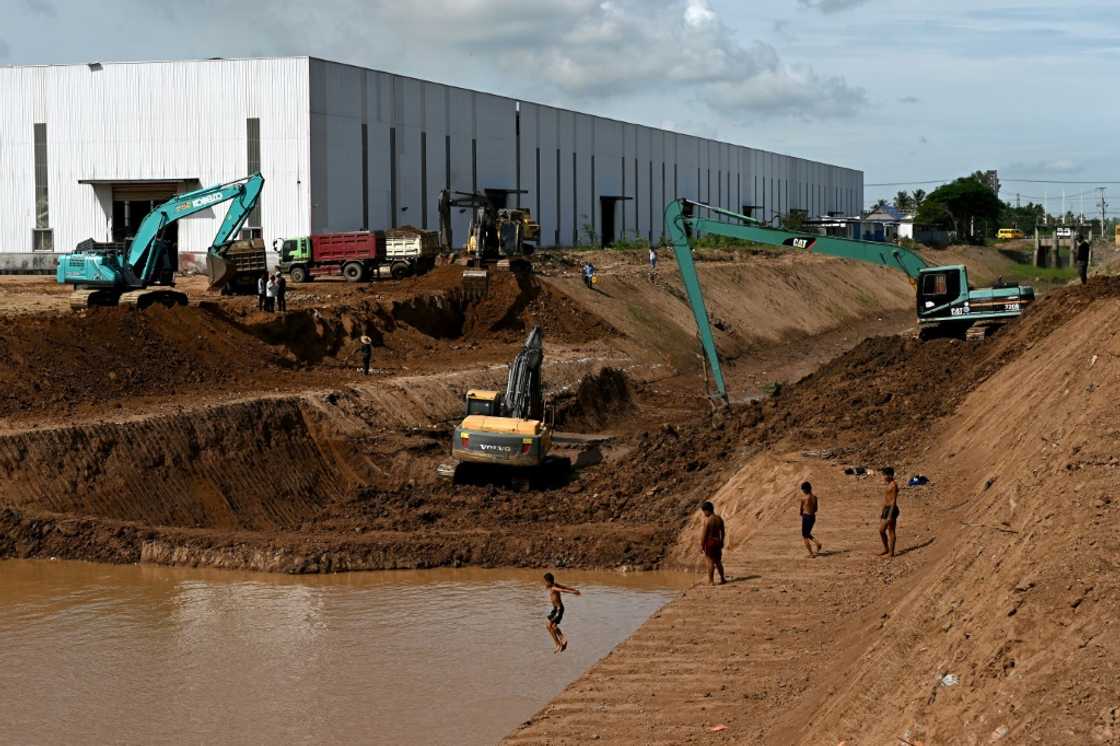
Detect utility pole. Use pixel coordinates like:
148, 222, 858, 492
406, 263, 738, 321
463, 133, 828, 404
1016, 192, 1021, 208
1098, 187, 1108, 238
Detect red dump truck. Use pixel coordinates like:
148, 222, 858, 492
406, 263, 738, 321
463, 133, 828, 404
276, 229, 438, 282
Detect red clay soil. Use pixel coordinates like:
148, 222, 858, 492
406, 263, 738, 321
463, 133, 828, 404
3, 276, 1118, 576
0, 268, 611, 424
568, 276, 1120, 534
0, 305, 292, 420
553, 366, 634, 431
461, 271, 615, 343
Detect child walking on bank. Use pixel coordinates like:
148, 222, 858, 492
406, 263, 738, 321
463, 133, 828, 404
543, 573, 580, 653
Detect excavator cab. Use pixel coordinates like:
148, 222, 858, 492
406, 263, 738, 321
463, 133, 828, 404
440, 327, 568, 483
465, 389, 502, 417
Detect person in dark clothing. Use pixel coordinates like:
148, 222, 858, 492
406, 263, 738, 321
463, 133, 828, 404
275, 272, 288, 312
345, 335, 374, 375
257, 273, 267, 311
1076, 235, 1091, 285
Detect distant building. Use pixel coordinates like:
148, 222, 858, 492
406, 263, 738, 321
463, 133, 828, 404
0, 56, 863, 270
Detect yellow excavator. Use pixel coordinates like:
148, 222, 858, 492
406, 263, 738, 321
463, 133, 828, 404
438, 188, 539, 298
438, 326, 567, 482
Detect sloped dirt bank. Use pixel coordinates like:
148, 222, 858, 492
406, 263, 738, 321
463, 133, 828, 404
508, 277, 1120, 745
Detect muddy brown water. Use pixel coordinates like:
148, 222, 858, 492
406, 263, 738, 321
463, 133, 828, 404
0, 560, 687, 745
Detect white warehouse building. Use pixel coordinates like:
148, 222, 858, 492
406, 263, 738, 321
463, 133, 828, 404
0, 56, 863, 271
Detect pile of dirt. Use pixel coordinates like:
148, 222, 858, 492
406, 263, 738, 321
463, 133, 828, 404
553, 367, 634, 431
0, 305, 291, 420
462, 272, 614, 343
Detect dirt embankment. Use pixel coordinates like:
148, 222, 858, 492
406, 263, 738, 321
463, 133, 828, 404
0, 268, 609, 426
0, 246, 1044, 576
509, 277, 1120, 746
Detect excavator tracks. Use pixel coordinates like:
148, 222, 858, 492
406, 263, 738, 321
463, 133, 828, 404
69, 288, 187, 311
119, 289, 189, 310
68, 289, 120, 310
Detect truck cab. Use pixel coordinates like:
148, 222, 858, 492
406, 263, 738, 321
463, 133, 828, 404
279, 237, 311, 266
917, 265, 1034, 336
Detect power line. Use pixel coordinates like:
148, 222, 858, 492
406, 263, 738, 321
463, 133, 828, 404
866, 178, 1120, 187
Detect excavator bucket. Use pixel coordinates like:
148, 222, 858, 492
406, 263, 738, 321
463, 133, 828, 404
462, 268, 489, 300
205, 252, 235, 291
207, 239, 267, 294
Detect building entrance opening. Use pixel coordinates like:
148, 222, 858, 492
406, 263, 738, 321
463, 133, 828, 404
109, 181, 184, 246
599, 196, 632, 247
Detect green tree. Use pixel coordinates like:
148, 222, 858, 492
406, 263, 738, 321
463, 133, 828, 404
780, 210, 809, 232
871, 198, 889, 211
1000, 202, 1045, 234
912, 188, 927, 207
894, 191, 912, 211
915, 176, 1002, 243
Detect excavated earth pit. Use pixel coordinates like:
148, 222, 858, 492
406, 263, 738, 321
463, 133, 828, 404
1, 252, 1065, 576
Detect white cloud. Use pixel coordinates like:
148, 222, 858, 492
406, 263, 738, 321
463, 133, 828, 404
372, 0, 866, 119
684, 0, 718, 28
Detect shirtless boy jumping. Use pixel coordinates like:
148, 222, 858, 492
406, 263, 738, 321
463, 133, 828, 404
878, 467, 900, 558
543, 573, 580, 653
799, 481, 823, 558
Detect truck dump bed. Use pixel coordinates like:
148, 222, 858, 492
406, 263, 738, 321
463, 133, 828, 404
310, 232, 379, 262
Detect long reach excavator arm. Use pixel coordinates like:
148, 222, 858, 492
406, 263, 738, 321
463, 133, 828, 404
664, 199, 1033, 406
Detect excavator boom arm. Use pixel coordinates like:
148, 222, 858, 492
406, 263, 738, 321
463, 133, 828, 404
682, 213, 930, 280
503, 326, 544, 420
126, 173, 264, 283
664, 199, 931, 405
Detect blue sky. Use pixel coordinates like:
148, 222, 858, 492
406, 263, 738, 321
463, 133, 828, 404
4, 0, 1117, 210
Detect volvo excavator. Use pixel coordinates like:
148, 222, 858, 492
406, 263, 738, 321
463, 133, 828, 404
438, 326, 567, 483
664, 199, 1036, 405
56, 174, 266, 309
438, 188, 540, 298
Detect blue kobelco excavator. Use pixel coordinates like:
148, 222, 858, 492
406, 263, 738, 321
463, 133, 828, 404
664, 199, 1035, 405
56, 173, 266, 309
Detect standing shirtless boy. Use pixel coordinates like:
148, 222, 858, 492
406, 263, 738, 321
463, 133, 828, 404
878, 467, 900, 557
700, 501, 727, 585
544, 573, 580, 653
799, 481, 823, 558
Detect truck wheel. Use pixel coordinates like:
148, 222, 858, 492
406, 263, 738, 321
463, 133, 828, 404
343, 262, 365, 282
390, 261, 410, 280
290, 266, 308, 283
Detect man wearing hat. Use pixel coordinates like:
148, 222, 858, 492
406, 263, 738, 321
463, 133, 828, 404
345, 335, 375, 375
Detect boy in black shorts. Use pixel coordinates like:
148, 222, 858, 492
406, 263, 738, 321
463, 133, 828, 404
879, 467, 900, 558
544, 573, 581, 653
799, 481, 822, 558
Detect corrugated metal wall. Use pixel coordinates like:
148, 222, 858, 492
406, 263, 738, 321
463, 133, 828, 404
0, 58, 310, 255
309, 59, 862, 246
0, 57, 861, 256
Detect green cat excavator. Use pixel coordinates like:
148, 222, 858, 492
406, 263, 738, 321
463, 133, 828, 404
56, 174, 266, 309
664, 199, 1035, 405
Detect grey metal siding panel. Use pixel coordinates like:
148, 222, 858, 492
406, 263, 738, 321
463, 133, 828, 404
0, 58, 860, 253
